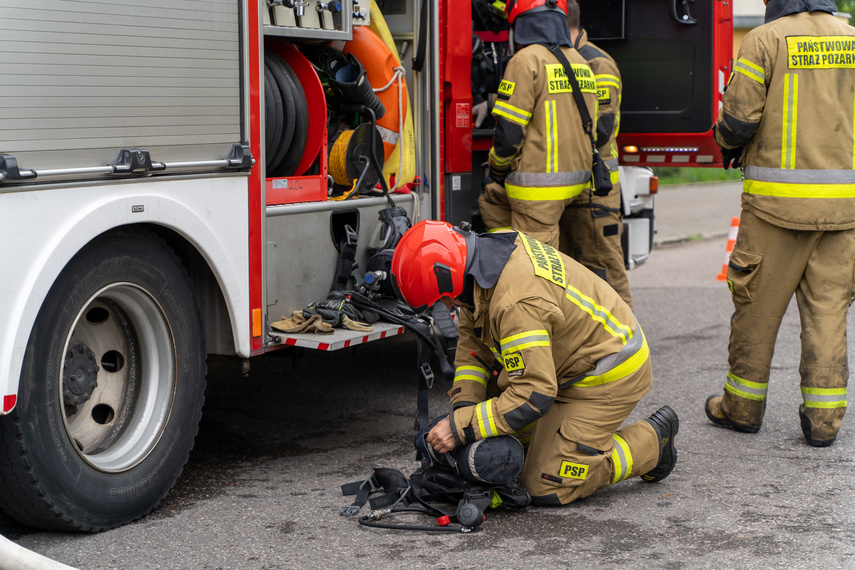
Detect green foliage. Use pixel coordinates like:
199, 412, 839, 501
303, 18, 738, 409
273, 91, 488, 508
654, 167, 742, 186
838, 0, 855, 14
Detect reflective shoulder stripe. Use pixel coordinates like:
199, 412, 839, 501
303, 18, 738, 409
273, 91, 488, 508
611, 434, 633, 484
735, 57, 765, 83
565, 285, 633, 344
475, 399, 499, 438
801, 386, 848, 409
595, 74, 620, 90
489, 147, 514, 167
725, 372, 768, 402
455, 365, 489, 387
493, 100, 532, 126
499, 329, 550, 355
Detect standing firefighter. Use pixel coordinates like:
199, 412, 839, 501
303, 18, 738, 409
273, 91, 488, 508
478, 0, 597, 249
559, 6, 633, 308
707, 0, 855, 446
391, 220, 678, 506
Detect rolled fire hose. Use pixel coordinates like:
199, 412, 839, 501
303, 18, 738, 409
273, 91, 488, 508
0, 534, 78, 570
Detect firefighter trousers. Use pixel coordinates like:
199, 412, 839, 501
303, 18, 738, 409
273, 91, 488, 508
559, 187, 633, 309
478, 181, 566, 249
721, 210, 855, 441
520, 356, 659, 506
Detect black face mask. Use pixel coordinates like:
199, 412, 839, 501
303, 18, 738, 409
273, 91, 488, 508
457, 275, 476, 308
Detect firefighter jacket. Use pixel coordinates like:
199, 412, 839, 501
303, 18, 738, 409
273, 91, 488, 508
577, 30, 622, 190
714, 9, 855, 231
488, 44, 598, 221
447, 231, 648, 446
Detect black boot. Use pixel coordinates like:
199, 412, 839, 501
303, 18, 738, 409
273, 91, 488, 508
641, 405, 679, 483
799, 410, 836, 447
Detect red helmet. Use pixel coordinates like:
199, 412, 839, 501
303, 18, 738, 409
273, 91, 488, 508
505, 0, 567, 24
391, 220, 470, 310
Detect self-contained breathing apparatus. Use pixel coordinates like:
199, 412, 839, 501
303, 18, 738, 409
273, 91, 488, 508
341, 416, 530, 532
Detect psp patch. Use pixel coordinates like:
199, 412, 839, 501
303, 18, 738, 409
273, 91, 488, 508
559, 461, 589, 480
503, 352, 526, 377
498, 80, 516, 98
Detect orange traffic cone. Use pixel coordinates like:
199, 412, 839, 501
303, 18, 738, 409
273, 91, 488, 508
717, 217, 740, 281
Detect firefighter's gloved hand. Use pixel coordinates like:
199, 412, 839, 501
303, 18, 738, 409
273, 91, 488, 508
472, 101, 489, 128
489, 164, 509, 186
720, 145, 745, 170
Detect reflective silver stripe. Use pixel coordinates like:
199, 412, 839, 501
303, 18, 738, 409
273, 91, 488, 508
725, 372, 768, 401
560, 324, 644, 389
506, 169, 591, 188
546, 100, 557, 174
744, 166, 855, 184
803, 393, 847, 402
735, 58, 765, 83
782, 73, 798, 169
493, 100, 532, 126
500, 331, 551, 354
605, 157, 619, 171
611, 434, 631, 484
801, 386, 847, 409
564, 286, 633, 343
454, 365, 489, 387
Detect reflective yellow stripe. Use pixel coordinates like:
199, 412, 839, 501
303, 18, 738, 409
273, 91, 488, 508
454, 365, 489, 387
743, 180, 855, 198
735, 57, 765, 83
505, 182, 589, 201
489, 147, 514, 167
487, 227, 513, 233
499, 329, 550, 354
565, 285, 633, 343
493, 100, 532, 126
801, 386, 848, 409
476, 400, 498, 438
595, 74, 620, 90
611, 434, 632, 484
574, 336, 649, 388
782, 73, 798, 169
545, 100, 557, 173
724, 372, 768, 402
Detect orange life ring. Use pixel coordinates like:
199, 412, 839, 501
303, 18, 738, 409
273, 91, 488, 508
342, 26, 408, 162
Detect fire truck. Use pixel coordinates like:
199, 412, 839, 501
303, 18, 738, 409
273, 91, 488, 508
0, 0, 732, 530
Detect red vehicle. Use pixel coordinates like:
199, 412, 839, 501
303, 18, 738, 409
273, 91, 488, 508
0, 0, 731, 530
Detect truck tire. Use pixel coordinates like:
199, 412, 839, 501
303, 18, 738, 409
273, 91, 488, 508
0, 228, 206, 531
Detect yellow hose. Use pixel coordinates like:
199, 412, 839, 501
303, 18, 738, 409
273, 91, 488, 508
329, 129, 354, 186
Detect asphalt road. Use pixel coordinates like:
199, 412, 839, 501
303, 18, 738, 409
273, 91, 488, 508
2, 185, 855, 569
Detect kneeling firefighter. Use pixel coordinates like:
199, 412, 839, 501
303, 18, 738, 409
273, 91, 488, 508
391, 221, 678, 505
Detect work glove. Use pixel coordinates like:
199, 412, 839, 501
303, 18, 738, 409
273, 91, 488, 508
472, 101, 489, 128
720, 145, 745, 170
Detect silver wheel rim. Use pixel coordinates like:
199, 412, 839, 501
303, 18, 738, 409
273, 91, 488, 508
60, 282, 176, 473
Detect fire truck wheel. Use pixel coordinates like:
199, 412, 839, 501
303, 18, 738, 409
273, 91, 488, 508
0, 228, 206, 531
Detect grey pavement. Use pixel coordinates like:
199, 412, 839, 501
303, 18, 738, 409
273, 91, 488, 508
652, 181, 743, 246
